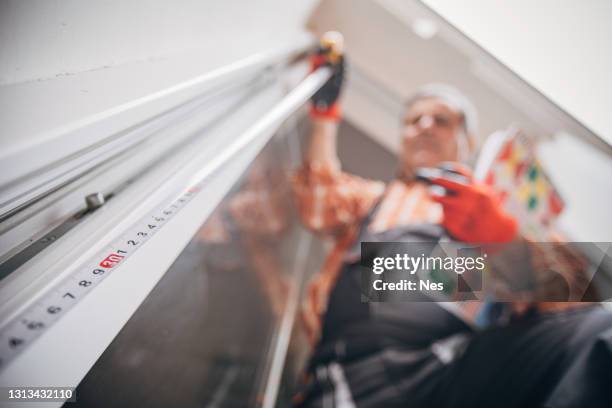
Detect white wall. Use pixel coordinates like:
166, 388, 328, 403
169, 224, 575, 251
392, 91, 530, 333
0, 0, 317, 85
423, 0, 612, 145
0, 0, 317, 175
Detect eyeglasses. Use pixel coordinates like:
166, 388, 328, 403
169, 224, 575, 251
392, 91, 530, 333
404, 113, 454, 129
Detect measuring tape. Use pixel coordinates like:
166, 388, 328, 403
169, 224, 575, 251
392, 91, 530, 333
0, 61, 328, 374
0, 183, 202, 372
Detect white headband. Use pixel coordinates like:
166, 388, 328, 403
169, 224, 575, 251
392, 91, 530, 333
406, 83, 479, 138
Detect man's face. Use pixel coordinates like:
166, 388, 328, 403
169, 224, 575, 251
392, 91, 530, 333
400, 97, 465, 175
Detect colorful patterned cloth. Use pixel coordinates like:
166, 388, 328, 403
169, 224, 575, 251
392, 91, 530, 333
480, 129, 564, 240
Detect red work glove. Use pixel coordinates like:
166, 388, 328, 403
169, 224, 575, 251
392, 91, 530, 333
429, 165, 518, 243
309, 33, 345, 122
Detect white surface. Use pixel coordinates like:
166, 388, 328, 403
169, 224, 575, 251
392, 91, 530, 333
0, 64, 328, 403
0, 153, 260, 407
0, 50, 295, 217
538, 132, 612, 241
0, 73, 266, 299
423, 0, 612, 144
0, 0, 318, 85
0, 0, 317, 200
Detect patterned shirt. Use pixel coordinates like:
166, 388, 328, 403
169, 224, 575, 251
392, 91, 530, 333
292, 161, 444, 289
292, 161, 589, 319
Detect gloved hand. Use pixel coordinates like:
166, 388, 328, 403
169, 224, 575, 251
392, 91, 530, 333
428, 164, 518, 243
310, 31, 345, 122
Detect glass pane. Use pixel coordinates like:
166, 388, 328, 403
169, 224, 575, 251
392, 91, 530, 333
69, 111, 324, 408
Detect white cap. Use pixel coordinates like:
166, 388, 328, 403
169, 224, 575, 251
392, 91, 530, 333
406, 83, 478, 138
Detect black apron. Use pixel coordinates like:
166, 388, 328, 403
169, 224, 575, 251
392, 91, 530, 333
299, 194, 473, 408
294, 192, 612, 408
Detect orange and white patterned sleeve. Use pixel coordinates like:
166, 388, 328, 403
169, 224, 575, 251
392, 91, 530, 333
291, 162, 385, 237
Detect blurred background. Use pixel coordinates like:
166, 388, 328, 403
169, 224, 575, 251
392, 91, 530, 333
0, 1, 610, 407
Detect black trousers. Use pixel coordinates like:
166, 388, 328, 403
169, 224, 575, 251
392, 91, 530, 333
295, 305, 612, 408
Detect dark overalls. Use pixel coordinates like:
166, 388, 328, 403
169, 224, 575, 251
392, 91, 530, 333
294, 199, 612, 408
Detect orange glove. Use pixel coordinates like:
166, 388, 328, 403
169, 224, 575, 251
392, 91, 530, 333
429, 167, 518, 243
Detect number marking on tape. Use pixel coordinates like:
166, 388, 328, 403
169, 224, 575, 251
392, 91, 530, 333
0, 185, 202, 371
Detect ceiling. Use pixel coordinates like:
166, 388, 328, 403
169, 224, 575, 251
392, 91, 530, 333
306, 0, 607, 154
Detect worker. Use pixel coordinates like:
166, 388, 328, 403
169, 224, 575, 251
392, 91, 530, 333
291, 32, 612, 408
